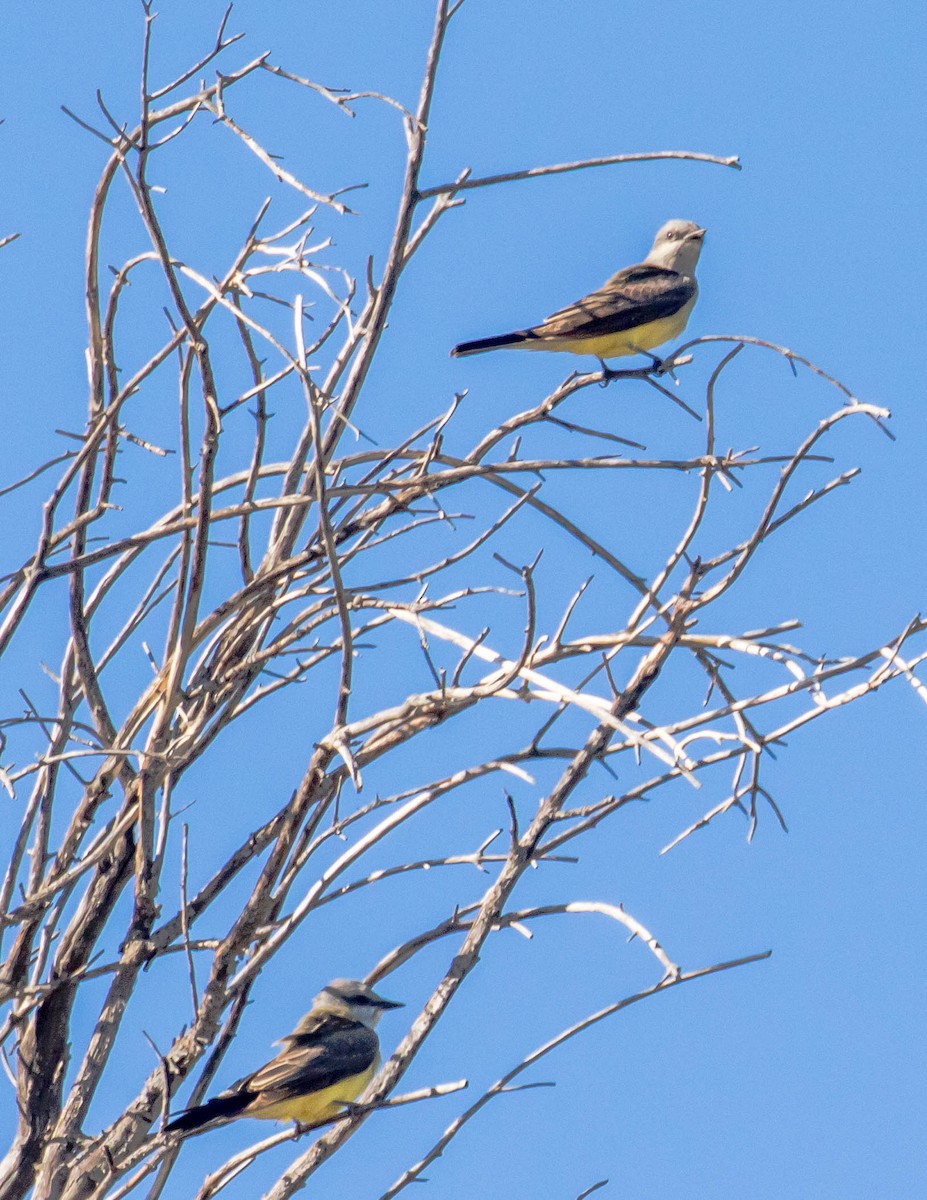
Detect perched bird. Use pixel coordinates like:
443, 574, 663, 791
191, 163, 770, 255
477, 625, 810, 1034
451, 219, 706, 366
165, 978, 403, 1135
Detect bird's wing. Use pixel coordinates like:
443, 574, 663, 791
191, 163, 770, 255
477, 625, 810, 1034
243, 1026, 380, 1105
536, 264, 696, 339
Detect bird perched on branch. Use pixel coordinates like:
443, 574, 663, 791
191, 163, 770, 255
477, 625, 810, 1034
451, 219, 706, 368
165, 978, 403, 1135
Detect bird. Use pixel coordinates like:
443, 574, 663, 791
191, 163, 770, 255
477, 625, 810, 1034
451, 219, 706, 367
165, 978, 403, 1135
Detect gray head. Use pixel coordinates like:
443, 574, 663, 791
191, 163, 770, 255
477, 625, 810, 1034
644, 219, 706, 275
310, 978, 404, 1029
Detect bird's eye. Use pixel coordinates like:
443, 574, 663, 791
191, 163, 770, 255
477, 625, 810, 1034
665, 230, 677, 239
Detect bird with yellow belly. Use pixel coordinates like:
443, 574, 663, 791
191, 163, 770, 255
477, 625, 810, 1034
165, 978, 402, 1135
451, 219, 706, 369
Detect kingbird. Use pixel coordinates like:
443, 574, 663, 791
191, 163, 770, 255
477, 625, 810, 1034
165, 979, 403, 1135
451, 219, 706, 365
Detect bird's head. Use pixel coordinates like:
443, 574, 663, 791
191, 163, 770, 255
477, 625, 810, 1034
646, 219, 706, 275
310, 978, 404, 1029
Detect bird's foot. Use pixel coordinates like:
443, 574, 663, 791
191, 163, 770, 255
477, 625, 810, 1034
597, 356, 661, 384
623, 344, 667, 373
653, 357, 678, 382
652, 351, 694, 380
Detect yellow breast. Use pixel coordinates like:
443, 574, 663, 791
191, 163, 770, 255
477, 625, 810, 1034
532, 296, 696, 360
246, 1064, 377, 1125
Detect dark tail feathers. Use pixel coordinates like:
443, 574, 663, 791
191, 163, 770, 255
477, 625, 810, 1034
450, 330, 534, 357
165, 1091, 248, 1134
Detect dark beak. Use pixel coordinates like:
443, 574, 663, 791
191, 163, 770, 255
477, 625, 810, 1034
370, 988, 404, 1009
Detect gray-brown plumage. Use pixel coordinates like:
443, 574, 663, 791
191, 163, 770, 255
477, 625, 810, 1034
451, 219, 706, 362
165, 979, 403, 1135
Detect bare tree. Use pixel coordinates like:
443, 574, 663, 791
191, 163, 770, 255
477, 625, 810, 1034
0, 4, 923, 1199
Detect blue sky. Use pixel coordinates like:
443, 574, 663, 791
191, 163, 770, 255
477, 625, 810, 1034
1, 2, 925, 1198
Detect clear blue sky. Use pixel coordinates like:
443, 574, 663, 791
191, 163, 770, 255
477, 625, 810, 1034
1, 2, 925, 1198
